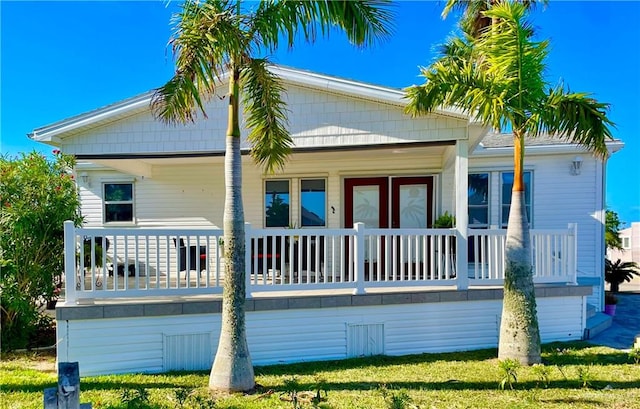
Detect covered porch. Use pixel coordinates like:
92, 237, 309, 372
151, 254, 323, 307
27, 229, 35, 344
63, 221, 578, 304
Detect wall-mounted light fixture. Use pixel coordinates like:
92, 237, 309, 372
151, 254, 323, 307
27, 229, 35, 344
570, 156, 583, 176
79, 172, 90, 186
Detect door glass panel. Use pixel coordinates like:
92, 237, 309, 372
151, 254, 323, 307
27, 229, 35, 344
353, 185, 380, 262
399, 184, 427, 228
353, 186, 380, 228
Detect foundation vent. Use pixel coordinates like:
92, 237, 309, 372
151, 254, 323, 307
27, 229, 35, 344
163, 332, 212, 371
347, 323, 384, 357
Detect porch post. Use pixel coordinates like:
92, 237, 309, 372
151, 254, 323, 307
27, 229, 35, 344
568, 223, 578, 285
455, 140, 469, 290
245, 222, 253, 299
353, 223, 366, 295
63, 220, 77, 305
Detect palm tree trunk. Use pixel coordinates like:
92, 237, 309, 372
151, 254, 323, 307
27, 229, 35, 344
209, 65, 255, 392
610, 281, 620, 293
498, 131, 541, 365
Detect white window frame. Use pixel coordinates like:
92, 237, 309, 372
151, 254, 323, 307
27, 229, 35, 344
264, 179, 291, 228
500, 171, 533, 228
103, 182, 135, 224
299, 178, 327, 228
622, 236, 631, 249
468, 172, 490, 229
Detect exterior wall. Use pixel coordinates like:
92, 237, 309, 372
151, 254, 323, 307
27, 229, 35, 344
80, 152, 446, 230
608, 223, 640, 264
63, 83, 467, 156
56, 287, 589, 376
79, 165, 224, 227
468, 152, 605, 306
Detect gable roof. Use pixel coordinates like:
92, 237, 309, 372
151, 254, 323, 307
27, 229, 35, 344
28, 65, 469, 144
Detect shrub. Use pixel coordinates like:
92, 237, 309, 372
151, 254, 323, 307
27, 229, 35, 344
605, 259, 640, 293
0, 151, 83, 351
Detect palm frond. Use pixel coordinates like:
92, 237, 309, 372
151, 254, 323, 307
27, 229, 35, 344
151, 0, 244, 124
250, 0, 393, 52
241, 59, 292, 174
442, 0, 548, 38
442, 0, 492, 38
538, 87, 615, 158
404, 36, 508, 131
480, 2, 548, 113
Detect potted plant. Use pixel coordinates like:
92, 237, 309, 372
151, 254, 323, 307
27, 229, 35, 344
433, 211, 456, 228
432, 212, 456, 278
605, 258, 639, 293
604, 292, 618, 316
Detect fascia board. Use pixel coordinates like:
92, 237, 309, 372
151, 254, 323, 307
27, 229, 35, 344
29, 93, 153, 142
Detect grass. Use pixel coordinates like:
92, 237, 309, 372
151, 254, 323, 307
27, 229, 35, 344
1, 342, 640, 408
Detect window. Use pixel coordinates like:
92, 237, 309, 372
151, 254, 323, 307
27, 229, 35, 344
501, 171, 532, 227
265, 180, 290, 227
104, 183, 134, 223
300, 179, 326, 227
622, 237, 631, 249
468, 173, 489, 228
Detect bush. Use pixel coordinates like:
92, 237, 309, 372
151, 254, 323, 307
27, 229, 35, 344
0, 151, 83, 351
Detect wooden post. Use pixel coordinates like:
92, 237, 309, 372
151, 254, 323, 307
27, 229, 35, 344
42, 362, 91, 409
57, 362, 80, 409
43, 388, 57, 409
64, 221, 77, 304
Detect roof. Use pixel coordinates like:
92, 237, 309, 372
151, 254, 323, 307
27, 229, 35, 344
28, 65, 469, 143
475, 132, 624, 156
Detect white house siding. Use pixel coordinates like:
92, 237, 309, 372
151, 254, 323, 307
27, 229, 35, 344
80, 152, 448, 229
56, 295, 585, 377
243, 151, 446, 229
469, 153, 604, 306
62, 82, 466, 157
79, 165, 224, 228
283, 84, 467, 148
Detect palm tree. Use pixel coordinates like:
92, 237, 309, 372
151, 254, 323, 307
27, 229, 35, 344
441, 0, 545, 38
151, 0, 392, 392
605, 259, 639, 293
405, 1, 613, 365
605, 209, 624, 250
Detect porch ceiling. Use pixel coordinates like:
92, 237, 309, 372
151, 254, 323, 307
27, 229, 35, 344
79, 141, 454, 174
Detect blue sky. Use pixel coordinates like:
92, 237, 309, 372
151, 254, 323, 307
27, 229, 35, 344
1, 1, 639, 223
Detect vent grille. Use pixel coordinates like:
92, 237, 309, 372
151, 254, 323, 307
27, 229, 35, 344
347, 323, 384, 357
163, 333, 212, 371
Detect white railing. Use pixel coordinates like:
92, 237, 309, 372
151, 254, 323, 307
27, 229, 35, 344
63, 221, 577, 303
468, 224, 577, 285
246, 225, 458, 294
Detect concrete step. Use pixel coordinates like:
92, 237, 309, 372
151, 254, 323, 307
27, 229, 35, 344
584, 312, 613, 340
587, 304, 597, 319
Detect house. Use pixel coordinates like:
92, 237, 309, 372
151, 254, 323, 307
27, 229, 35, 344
608, 222, 640, 291
29, 66, 623, 376
608, 222, 640, 264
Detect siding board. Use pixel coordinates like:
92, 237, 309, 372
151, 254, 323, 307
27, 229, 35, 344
59, 296, 585, 376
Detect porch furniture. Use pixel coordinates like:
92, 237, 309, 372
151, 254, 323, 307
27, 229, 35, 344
79, 236, 110, 288
252, 236, 324, 280
173, 238, 208, 274
251, 237, 282, 276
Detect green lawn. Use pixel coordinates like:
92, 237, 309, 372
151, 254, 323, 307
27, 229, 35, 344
2, 342, 639, 409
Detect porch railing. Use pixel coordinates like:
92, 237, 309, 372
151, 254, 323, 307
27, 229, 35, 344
63, 221, 577, 304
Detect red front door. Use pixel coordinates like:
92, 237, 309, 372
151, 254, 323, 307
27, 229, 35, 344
345, 176, 434, 279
